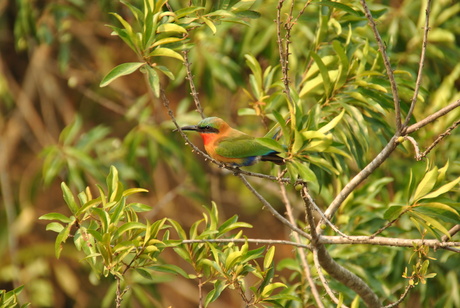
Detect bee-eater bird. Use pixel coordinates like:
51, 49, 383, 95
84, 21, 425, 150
179, 117, 285, 167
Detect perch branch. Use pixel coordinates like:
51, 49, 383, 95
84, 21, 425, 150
302, 186, 381, 307
419, 118, 460, 159
182, 49, 205, 119
361, 0, 401, 132
402, 0, 432, 129
238, 173, 312, 241
279, 182, 324, 308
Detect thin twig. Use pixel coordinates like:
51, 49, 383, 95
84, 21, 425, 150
179, 236, 460, 250
370, 207, 412, 239
313, 249, 348, 308
302, 186, 381, 307
402, 0, 432, 129
382, 284, 414, 308
319, 135, 399, 234
319, 236, 460, 249
182, 49, 205, 119
361, 0, 402, 132
182, 238, 310, 250
279, 181, 324, 308
302, 187, 350, 238
441, 225, 460, 242
419, 119, 460, 159
402, 136, 422, 160
405, 98, 460, 134
238, 173, 312, 241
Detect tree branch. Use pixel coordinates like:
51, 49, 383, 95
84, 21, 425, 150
402, 0, 432, 129
182, 49, 205, 119
319, 135, 399, 233
279, 182, 324, 308
361, 0, 402, 132
319, 236, 460, 250
405, 98, 460, 134
302, 186, 381, 307
238, 173, 312, 241
419, 118, 460, 159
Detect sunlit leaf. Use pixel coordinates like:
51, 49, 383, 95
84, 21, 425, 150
149, 47, 184, 61
420, 177, 460, 200
100, 62, 145, 87
412, 167, 438, 202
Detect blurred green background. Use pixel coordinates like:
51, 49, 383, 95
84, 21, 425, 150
1, 0, 459, 307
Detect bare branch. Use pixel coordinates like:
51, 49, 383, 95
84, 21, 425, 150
280, 182, 324, 308
182, 238, 310, 250
382, 284, 414, 308
182, 49, 205, 119
402, 136, 422, 160
319, 236, 460, 250
302, 186, 381, 307
361, 0, 402, 132
419, 119, 460, 159
238, 173, 312, 241
320, 135, 399, 233
313, 249, 349, 308
302, 186, 350, 238
402, 0, 432, 129
276, 0, 292, 100
405, 98, 460, 134
441, 225, 460, 242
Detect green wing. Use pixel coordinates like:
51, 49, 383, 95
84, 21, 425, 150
215, 136, 275, 158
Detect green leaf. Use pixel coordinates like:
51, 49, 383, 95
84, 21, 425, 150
261, 282, 287, 298
116, 222, 146, 236
414, 203, 460, 224
312, 0, 361, 16
156, 23, 187, 34
149, 47, 184, 61
310, 51, 331, 96
150, 37, 185, 48
150, 264, 189, 278
318, 109, 345, 134
410, 211, 451, 238
263, 246, 275, 270
383, 205, 407, 221
100, 62, 144, 87
420, 176, 460, 200
145, 65, 160, 97
201, 16, 217, 34
256, 138, 285, 153
55, 222, 72, 258
412, 167, 438, 202
61, 182, 79, 215
39, 212, 73, 223
45, 222, 64, 233
155, 65, 175, 80
204, 280, 228, 307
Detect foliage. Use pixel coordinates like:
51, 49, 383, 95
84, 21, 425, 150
0, 286, 30, 308
41, 166, 291, 307
1, 0, 459, 307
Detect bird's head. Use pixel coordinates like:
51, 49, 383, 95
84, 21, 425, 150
180, 117, 229, 134
179, 117, 230, 145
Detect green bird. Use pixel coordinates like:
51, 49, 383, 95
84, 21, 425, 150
179, 117, 285, 166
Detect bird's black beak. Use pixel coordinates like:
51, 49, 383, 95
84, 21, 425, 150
173, 125, 199, 132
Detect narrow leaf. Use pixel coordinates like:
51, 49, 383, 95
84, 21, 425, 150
100, 62, 144, 87
412, 167, 438, 202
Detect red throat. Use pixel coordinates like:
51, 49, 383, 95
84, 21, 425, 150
199, 133, 219, 146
